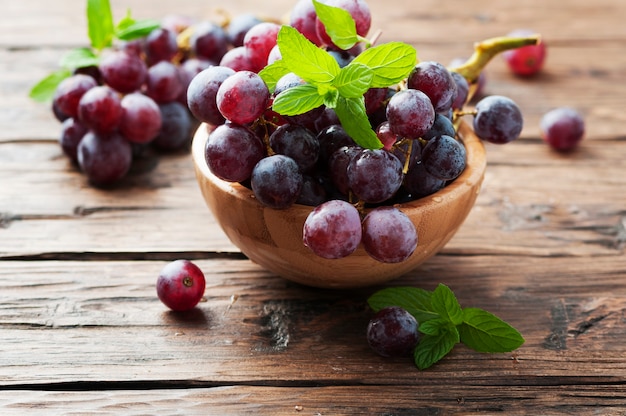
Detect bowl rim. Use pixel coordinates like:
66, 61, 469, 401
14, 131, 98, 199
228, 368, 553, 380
192, 119, 486, 216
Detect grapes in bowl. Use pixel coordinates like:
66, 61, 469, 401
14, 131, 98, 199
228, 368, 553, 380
186, 0, 534, 289
192, 120, 485, 289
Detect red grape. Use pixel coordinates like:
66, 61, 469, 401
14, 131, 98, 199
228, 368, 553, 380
156, 259, 206, 311
540, 107, 585, 151
303, 199, 362, 259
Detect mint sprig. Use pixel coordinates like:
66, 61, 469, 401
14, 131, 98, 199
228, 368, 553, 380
312, 0, 364, 50
368, 284, 525, 370
260, 21, 415, 150
29, 0, 160, 102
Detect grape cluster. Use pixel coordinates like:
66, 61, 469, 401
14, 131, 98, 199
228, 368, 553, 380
183, 0, 526, 265
51, 14, 267, 187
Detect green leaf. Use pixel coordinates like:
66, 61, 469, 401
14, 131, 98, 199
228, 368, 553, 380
312, 0, 359, 50
352, 42, 417, 87
59, 47, 100, 69
418, 318, 452, 336
277, 25, 340, 85
334, 97, 382, 149
413, 328, 460, 370
28, 69, 72, 102
323, 88, 339, 108
459, 308, 525, 353
87, 0, 115, 50
258, 60, 291, 93
334, 63, 373, 98
367, 287, 438, 323
115, 18, 161, 41
431, 284, 464, 326
273, 84, 324, 116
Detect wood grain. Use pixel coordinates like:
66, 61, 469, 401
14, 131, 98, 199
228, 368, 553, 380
2, 0, 626, 413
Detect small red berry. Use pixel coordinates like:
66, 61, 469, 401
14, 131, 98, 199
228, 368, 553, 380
502, 29, 546, 77
156, 259, 206, 311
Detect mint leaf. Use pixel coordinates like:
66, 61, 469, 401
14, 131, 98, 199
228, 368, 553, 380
277, 25, 340, 85
334, 63, 373, 98
59, 47, 100, 69
29, 69, 72, 102
335, 96, 384, 149
418, 318, 453, 336
273, 84, 324, 116
87, 0, 115, 50
258, 60, 291, 93
431, 284, 463, 326
414, 328, 459, 370
367, 286, 438, 323
459, 308, 525, 353
323, 88, 339, 108
352, 42, 416, 87
115, 18, 160, 41
312, 0, 359, 50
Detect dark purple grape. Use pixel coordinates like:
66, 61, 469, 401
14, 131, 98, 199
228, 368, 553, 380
402, 160, 446, 199
146, 61, 186, 104
407, 61, 457, 113
362, 206, 417, 263
269, 124, 320, 172
53, 74, 98, 119
190, 21, 229, 63
364, 87, 389, 115
367, 306, 420, 357
77, 131, 132, 186
347, 149, 404, 204
422, 112, 456, 141
227, 13, 263, 47
473, 95, 523, 144
540, 107, 585, 151
187, 65, 236, 126
328, 49, 356, 68
205, 123, 265, 182
216, 71, 270, 125
152, 102, 192, 151
297, 175, 327, 206
59, 117, 88, 163
328, 145, 361, 196
303, 199, 362, 259
251, 155, 303, 209
421, 134, 466, 181
77, 85, 123, 135
317, 124, 356, 165
145, 27, 179, 64
119, 92, 162, 144
99, 50, 147, 94
450, 71, 469, 110
386, 89, 435, 139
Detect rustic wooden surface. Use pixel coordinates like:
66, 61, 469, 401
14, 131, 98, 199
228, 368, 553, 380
2, 0, 626, 414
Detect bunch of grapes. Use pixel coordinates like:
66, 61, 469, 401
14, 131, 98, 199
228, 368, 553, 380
49, 13, 270, 187
188, 0, 528, 265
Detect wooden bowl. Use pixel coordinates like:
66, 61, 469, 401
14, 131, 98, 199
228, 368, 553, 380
192, 121, 486, 289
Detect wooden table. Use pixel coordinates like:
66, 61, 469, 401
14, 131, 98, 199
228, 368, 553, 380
2, 0, 626, 414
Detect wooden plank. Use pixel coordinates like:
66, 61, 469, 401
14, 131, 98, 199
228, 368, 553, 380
2, 385, 626, 415
2, 138, 625, 257
1, 257, 625, 387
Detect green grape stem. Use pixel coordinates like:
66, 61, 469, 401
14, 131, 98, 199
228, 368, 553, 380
449, 35, 541, 83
